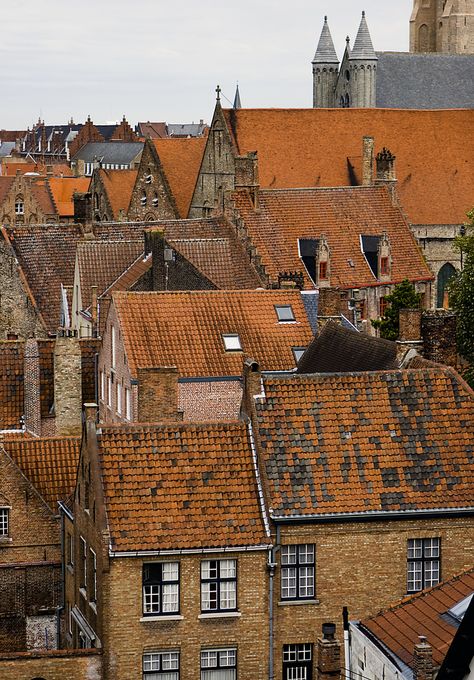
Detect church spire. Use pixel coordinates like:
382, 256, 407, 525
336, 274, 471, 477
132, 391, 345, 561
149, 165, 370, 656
312, 16, 339, 64
233, 83, 242, 109
351, 11, 377, 60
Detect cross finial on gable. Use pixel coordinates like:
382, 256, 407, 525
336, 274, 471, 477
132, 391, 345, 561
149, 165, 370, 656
216, 84, 221, 101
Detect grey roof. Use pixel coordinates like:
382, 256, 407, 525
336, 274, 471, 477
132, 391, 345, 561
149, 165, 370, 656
233, 84, 242, 110
71, 141, 144, 164
313, 16, 339, 64
351, 11, 377, 61
167, 123, 206, 137
376, 52, 474, 109
0, 142, 15, 158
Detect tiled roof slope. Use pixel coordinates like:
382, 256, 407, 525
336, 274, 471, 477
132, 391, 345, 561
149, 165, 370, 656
222, 108, 474, 226
77, 240, 143, 308
297, 321, 399, 374
253, 368, 474, 519
4, 437, 80, 510
0, 341, 24, 430
97, 169, 137, 219
0, 176, 15, 203
113, 290, 314, 377
29, 179, 56, 215
156, 216, 262, 289
360, 569, 474, 668
154, 138, 206, 218
48, 177, 90, 217
6, 224, 83, 334
98, 422, 269, 551
232, 186, 432, 288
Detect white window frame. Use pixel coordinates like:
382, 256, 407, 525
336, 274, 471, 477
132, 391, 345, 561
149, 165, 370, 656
222, 334, 242, 352
201, 648, 237, 679
281, 544, 315, 601
143, 650, 180, 679
80, 536, 87, 591
201, 559, 237, 612
90, 548, 97, 603
111, 325, 116, 369
116, 382, 122, 415
143, 562, 180, 616
15, 201, 24, 215
125, 387, 132, 421
407, 537, 440, 593
100, 371, 105, 401
283, 644, 313, 680
0, 508, 9, 536
107, 375, 112, 408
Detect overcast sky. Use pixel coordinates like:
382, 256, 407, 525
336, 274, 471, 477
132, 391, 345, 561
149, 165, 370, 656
1, 0, 413, 129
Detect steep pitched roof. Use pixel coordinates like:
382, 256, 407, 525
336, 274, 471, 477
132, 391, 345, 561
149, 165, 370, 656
232, 186, 432, 288
0, 341, 24, 430
154, 137, 206, 218
97, 168, 138, 219
313, 16, 339, 64
222, 108, 474, 225
253, 368, 474, 519
360, 569, 474, 669
4, 437, 80, 510
297, 321, 399, 373
351, 12, 377, 60
48, 177, 90, 217
98, 421, 269, 552
29, 178, 56, 216
113, 289, 315, 378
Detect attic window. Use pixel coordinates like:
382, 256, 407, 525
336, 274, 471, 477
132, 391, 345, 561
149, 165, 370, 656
223, 334, 242, 352
292, 347, 306, 364
275, 305, 295, 322
360, 235, 381, 278
298, 238, 319, 284
15, 200, 24, 215
152, 193, 159, 207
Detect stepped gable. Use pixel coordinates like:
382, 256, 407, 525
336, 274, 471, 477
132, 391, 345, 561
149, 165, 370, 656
97, 168, 138, 219
98, 421, 269, 552
222, 108, 474, 226
253, 368, 474, 519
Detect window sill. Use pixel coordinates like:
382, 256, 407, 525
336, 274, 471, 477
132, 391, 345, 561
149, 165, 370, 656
0, 537, 12, 543
140, 615, 183, 623
278, 599, 320, 607
198, 611, 241, 620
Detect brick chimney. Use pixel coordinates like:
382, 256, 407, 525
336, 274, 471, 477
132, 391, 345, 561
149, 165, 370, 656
145, 228, 168, 290
413, 636, 434, 680
240, 358, 262, 420
317, 288, 342, 331
235, 152, 259, 209
375, 148, 398, 204
398, 309, 423, 341
362, 136, 374, 186
137, 367, 183, 423
421, 310, 458, 368
317, 623, 341, 680
54, 331, 82, 436
73, 192, 92, 226
24, 338, 41, 436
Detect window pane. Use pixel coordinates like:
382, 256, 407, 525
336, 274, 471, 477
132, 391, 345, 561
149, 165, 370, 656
201, 651, 218, 668
299, 545, 314, 564
282, 567, 297, 598
143, 585, 160, 613
220, 581, 236, 610
202, 560, 218, 580
424, 538, 440, 558
281, 546, 297, 565
408, 539, 423, 559
201, 582, 218, 610
283, 646, 297, 662
299, 567, 314, 597
163, 563, 179, 581
161, 652, 179, 670
425, 561, 440, 587
220, 560, 236, 579
276, 305, 295, 322
201, 670, 235, 680
162, 584, 179, 612
219, 649, 236, 667
407, 562, 422, 592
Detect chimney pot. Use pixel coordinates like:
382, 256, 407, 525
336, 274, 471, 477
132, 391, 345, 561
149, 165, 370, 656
322, 622, 336, 640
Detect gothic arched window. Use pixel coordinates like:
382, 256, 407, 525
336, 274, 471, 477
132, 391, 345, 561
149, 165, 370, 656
437, 262, 457, 308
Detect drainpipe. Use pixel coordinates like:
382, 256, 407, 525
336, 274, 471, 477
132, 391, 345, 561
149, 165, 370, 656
268, 547, 276, 680
343, 607, 350, 680
57, 507, 66, 649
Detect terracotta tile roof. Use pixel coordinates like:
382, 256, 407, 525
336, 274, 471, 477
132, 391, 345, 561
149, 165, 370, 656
4, 436, 80, 509
98, 421, 268, 551
5, 224, 83, 334
2, 163, 37, 176
77, 240, 143, 309
154, 137, 206, 218
232, 186, 432, 288
97, 168, 138, 219
113, 290, 315, 378
253, 368, 474, 519
138, 122, 168, 139
222, 108, 474, 226
29, 178, 56, 215
0, 341, 24, 430
2, 164, 74, 177
155, 216, 261, 289
360, 569, 474, 668
48, 177, 90, 217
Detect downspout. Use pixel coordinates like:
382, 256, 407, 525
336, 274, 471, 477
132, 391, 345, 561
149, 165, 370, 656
269, 524, 281, 680
343, 606, 350, 680
57, 506, 66, 649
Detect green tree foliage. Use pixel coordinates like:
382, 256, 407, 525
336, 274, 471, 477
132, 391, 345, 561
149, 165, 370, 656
448, 209, 474, 387
371, 279, 422, 341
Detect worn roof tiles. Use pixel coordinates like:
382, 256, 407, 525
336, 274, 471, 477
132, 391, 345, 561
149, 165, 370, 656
154, 137, 206, 218
48, 177, 90, 217
0, 341, 24, 430
97, 169, 138, 219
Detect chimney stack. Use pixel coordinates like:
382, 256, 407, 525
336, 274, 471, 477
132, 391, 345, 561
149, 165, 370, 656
413, 636, 434, 680
317, 623, 341, 680
54, 331, 82, 436
240, 357, 262, 420
362, 136, 374, 186
317, 288, 342, 330
137, 367, 183, 423
24, 338, 41, 437
375, 147, 398, 204
421, 310, 458, 368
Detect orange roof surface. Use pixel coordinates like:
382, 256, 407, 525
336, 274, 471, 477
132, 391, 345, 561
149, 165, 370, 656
253, 368, 474, 519
222, 108, 474, 225
154, 137, 206, 218
98, 168, 137, 219
0, 341, 24, 430
4, 437, 80, 510
113, 290, 315, 378
98, 422, 269, 551
48, 177, 90, 216
361, 569, 474, 668
233, 186, 432, 288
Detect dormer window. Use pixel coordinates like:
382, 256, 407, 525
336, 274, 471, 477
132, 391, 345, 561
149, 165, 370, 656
275, 305, 295, 322
298, 238, 319, 284
223, 334, 242, 352
319, 261, 328, 281
380, 257, 389, 276
292, 347, 306, 364
360, 235, 381, 277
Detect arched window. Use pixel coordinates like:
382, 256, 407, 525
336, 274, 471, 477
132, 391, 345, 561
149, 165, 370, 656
419, 24, 430, 51
437, 262, 457, 308
141, 190, 147, 206
344, 93, 350, 108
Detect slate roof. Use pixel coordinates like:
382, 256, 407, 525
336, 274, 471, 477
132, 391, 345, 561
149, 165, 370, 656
4, 437, 80, 510
71, 142, 144, 164
222, 108, 474, 226
98, 421, 269, 552
352, 12, 377, 60
113, 289, 315, 378
154, 137, 206, 218
48, 177, 90, 217
359, 569, 474, 670
297, 321, 399, 374
97, 168, 137, 218
313, 17, 339, 64
253, 368, 474, 519
376, 52, 474, 109
0, 341, 24, 430
0, 142, 16, 158
232, 186, 432, 288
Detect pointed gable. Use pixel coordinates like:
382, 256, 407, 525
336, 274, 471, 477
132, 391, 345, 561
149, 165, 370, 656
313, 16, 339, 64
351, 11, 378, 60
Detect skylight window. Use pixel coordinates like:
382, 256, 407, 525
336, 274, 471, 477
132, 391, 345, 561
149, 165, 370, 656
223, 334, 242, 352
292, 347, 306, 364
275, 305, 296, 322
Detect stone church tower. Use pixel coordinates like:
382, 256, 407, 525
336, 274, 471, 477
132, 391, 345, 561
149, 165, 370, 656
410, 0, 474, 53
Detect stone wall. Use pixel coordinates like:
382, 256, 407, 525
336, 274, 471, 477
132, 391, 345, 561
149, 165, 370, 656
0, 649, 102, 679
54, 334, 82, 437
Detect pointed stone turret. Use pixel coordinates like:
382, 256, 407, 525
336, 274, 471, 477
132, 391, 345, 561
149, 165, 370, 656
348, 11, 377, 107
233, 84, 242, 109
312, 16, 340, 108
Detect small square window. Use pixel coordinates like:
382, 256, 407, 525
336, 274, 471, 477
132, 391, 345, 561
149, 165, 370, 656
275, 305, 295, 322
222, 334, 242, 352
